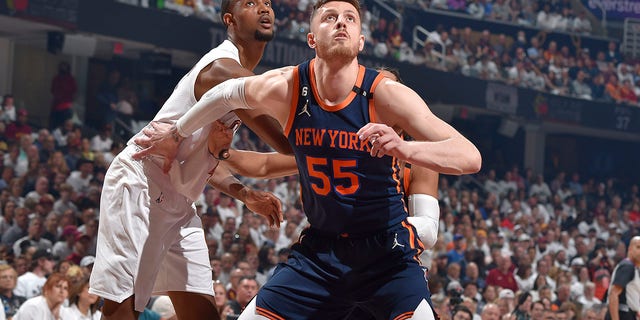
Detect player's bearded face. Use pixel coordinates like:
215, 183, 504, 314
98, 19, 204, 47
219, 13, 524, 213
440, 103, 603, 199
311, 3, 363, 61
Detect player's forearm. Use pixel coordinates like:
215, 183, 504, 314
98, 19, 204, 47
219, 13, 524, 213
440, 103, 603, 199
176, 78, 249, 138
227, 150, 298, 179
208, 163, 250, 203
404, 138, 481, 175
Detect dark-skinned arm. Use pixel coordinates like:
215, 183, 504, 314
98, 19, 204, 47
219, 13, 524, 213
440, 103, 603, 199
225, 149, 298, 179
208, 163, 283, 228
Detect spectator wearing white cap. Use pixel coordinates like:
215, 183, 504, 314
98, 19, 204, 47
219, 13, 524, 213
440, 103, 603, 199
497, 288, 515, 315
79, 256, 95, 274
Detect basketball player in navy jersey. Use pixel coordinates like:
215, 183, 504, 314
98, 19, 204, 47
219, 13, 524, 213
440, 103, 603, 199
134, 0, 481, 318
222, 67, 442, 250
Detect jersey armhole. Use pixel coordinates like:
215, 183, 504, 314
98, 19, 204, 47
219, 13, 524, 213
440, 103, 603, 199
283, 66, 300, 137
367, 72, 386, 123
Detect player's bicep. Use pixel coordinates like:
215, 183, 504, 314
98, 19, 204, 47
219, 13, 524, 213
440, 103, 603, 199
195, 59, 254, 100
243, 68, 295, 125
374, 82, 458, 142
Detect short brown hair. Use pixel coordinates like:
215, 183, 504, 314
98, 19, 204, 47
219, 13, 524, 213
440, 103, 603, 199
311, 0, 362, 20
42, 272, 69, 297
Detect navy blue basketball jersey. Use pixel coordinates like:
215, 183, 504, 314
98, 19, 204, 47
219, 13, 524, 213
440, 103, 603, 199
284, 59, 408, 235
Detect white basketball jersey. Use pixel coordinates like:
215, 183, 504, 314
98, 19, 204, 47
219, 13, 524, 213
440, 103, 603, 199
129, 40, 241, 201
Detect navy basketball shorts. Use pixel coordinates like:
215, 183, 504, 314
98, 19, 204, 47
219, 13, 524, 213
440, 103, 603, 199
255, 221, 433, 320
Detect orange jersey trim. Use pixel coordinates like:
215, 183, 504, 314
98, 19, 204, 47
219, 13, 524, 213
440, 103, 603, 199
309, 59, 366, 112
402, 220, 425, 263
256, 306, 286, 320
283, 66, 300, 137
394, 311, 415, 320
367, 72, 386, 123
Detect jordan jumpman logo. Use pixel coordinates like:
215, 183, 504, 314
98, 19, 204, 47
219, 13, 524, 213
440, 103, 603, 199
298, 99, 311, 117
392, 233, 405, 249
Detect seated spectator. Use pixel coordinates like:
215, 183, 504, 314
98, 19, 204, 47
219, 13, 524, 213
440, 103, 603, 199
571, 70, 593, 100
5, 109, 32, 143
228, 276, 260, 316
214, 281, 233, 319
604, 74, 623, 103
67, 275, 102, 319
572, 10, 591, 34
576, 281, 601, 309
13, 272, 71, 319
590, 73, 606, 100
467, 0, 485, 19
52, 225, 79, 260
89, 124, 113, 154
1, 206, 28, 246
448, 0, 466, 12
12, 217, 53, 257
0, 264, 26, 318
65, 158, 94, 194
619, 79, 638, 105
15, 248, 55, 299
490, 0, 509, 21
65, 232, 91, 265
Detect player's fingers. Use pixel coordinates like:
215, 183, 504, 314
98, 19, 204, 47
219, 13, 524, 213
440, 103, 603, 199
134, 135, 152, 148
132, 147, 152, 160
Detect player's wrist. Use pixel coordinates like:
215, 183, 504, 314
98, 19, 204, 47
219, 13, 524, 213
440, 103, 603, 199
170, 125, 186, 143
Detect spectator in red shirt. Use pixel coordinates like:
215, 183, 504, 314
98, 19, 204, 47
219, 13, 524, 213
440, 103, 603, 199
5, 109, 32, 142
486, 251, 518, 292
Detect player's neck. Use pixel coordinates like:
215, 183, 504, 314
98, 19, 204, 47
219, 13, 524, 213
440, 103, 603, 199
312, 58, 359, 104
231, 38, 267, 71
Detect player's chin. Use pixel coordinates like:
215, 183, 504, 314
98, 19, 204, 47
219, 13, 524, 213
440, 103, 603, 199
254, 30, 275, 42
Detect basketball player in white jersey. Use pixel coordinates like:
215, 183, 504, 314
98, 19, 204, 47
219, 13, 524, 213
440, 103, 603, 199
89, 1, 283, 319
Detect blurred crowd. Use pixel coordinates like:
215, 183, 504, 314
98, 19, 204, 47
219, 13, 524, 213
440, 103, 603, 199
128, 0, 639, 106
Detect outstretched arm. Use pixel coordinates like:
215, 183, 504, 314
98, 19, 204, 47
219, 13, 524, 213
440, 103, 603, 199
208, 164, 283, 228
357, 78, 481, 175
132, 67, 295, 171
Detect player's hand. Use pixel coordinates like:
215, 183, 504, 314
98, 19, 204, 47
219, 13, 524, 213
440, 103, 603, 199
132, 121, 182, 174
207, 120, 233, 160
244, 190, 283, 228
357, 123, 406, 159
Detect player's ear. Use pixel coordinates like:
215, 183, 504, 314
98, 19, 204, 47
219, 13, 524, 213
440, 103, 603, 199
223, 13, 234, 27
358, 35, 365, 52
307, 33, 316, 49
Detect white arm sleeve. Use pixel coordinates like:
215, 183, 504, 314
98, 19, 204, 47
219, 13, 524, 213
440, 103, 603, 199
407, 194, 440, 249
176, 77, 250, 137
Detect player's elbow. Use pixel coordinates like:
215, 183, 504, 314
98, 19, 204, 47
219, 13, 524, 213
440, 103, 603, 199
466, 150, 482, 174
454, 148, 482, 175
